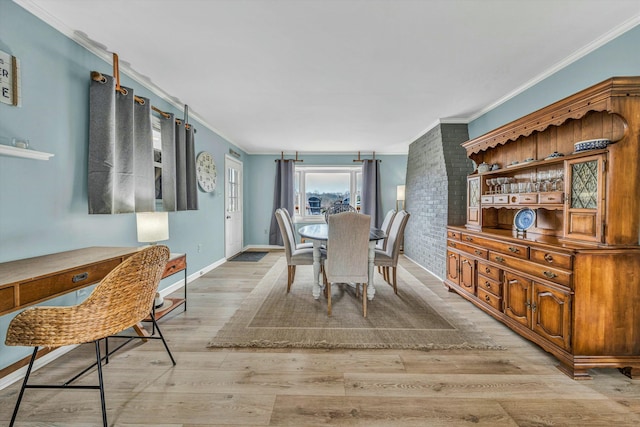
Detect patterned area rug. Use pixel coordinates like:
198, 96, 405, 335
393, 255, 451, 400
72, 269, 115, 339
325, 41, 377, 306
229, 251, 268, 262
208, 258, 502, 350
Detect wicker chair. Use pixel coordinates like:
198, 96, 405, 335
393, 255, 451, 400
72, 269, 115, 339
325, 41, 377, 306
323, 212, 371, 316
374, 210, 410, 294
5, 245, 172, 427
324, 202, 356, 222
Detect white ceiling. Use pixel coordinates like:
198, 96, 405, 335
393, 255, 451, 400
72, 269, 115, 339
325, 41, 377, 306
15, 0, 640, 154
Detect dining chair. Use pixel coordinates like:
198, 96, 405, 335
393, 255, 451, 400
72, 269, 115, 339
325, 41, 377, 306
4, 245, 172, 427
323, 212, 371, 316
374, 210, 410, 294
275, 209, 324, 292
376, 209, 397, 251
281, 207, 314, 249
324, 201, 356, 222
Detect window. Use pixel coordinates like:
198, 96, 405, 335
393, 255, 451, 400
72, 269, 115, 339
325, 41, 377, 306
295, 165, 362, 221
152, 116, 162, 201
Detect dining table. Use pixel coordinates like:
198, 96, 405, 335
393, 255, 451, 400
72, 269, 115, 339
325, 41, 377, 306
297, 223, 386, 300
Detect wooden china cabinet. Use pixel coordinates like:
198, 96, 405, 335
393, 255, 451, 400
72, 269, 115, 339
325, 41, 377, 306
445, 77, 640, 379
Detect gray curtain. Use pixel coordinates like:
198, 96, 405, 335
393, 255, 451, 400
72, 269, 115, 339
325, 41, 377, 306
269, 159, 295, 245
89, 74, 153, 213
362, 159, 383, 228
159, 113, 177, 211
88, 72, 197, 213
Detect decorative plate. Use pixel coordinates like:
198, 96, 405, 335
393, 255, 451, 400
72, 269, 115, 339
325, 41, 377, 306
573, 138, 610, 153
514, 208, 536, 231
544, 151, 565, 160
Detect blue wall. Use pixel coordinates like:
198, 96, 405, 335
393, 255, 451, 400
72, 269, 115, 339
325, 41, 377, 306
469, 24, 640, 139
244, 154, 408, 245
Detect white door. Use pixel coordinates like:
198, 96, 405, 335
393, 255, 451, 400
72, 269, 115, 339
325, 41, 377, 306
225, 155, 243, 259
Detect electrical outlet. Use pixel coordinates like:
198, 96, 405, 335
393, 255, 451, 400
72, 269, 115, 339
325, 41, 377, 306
264, 228, 268, 235
76, 289, 88, 297
197, 243, 203, 253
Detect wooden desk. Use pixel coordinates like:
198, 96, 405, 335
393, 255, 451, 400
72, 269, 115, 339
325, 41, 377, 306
0, 247, 187, 319
0, 247, 140, 316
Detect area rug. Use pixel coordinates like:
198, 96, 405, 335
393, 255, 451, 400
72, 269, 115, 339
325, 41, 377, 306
207, 258, 503, 350
229, 251, 268, 262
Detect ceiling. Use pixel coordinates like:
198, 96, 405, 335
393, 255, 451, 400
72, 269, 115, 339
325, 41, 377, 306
15, 0, 640, 155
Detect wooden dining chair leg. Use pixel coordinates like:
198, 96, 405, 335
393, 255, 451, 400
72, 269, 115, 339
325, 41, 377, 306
392, 267, 398, 294
362, 283, 367, 318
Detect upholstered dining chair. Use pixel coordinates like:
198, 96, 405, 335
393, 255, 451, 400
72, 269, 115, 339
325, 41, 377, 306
5, 245, 172, 427
281, 208, 314, 249
275, 209, 324, 292
374, 210, 410, 294
323, 212, 371, 316
376, 209, 397, 251
324, 201, 357, 222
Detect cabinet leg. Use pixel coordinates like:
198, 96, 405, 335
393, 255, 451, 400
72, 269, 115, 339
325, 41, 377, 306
556, 363, 592, 380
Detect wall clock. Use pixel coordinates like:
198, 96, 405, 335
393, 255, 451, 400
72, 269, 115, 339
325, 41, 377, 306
196, 151, 217, 193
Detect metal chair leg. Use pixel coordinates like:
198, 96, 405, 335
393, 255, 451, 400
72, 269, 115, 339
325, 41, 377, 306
9, 347, 37, 427
149, 315, 176, 365
94, 341, 108, 427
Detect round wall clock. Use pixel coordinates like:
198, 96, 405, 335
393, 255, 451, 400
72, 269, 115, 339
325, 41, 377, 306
196, 151, 217, 193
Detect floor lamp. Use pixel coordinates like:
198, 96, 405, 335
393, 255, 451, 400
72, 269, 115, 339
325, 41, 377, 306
396, 185, 405, 211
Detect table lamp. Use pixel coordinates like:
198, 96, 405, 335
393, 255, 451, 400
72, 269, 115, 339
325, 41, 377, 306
396, 185, 405, 211
136, 211, 169, 307
136, 211, 169, 245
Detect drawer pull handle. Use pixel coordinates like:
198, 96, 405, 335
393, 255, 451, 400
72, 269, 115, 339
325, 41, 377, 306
450, 242, 457, 248
543, 271, 557, 279
544, 254, 554, 263
485, 267, 491, 274
485, 295, 491, 302
72, 272, 89, 283
495, 256, 505, 263
485, 281, 491, 288
548, 197, 556, 201
462, 259, 470, 264
465, 236, 473, 241
508, 247, 519, 253
474, 250, 483, 255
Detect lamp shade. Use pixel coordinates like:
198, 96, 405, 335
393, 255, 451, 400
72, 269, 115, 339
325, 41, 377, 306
396, 185, 406, 201
136, 212, 169, 243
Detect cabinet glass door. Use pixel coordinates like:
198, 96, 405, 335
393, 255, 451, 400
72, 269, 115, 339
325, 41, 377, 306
564, 154, 605, 242
466, 176, 481, 229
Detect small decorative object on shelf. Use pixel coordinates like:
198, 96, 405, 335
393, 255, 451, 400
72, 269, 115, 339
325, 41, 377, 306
544, 151, 564, 160
477, 162, 491, 173
514, 208, 536, 233
573, 138, 610, 153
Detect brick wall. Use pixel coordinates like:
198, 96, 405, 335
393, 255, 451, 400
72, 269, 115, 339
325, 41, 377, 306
404, 123, 472, 279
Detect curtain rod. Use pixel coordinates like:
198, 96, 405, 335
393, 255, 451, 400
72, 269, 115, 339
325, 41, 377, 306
91, 53, 194, 130
353, 151, 380, 162
275, 151, 304, 162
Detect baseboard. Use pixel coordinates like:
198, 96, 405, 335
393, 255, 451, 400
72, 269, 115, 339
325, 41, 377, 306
402, 254, 444, 281
242, 244, 283, 251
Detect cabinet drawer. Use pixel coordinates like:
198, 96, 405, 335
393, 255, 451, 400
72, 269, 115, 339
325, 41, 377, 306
478, 274, 502, 297
494, 195, 509, 204
529, 248, 573, 270
477, 261, 501, 281
481, 195, 493, 204
447, 230, 462, 240
488, 251, 571, 287
539, 192, 564, 204
0, 286, 16, 313
478, 288, 502, 311
163, 254, 186, 278
517, 193, 538, 204
448, 240, 488, 259
461, 233, 528, 259
18, 259, 122, 306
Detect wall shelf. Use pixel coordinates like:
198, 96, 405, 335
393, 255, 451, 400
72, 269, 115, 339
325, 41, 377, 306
0, 144, 54, 160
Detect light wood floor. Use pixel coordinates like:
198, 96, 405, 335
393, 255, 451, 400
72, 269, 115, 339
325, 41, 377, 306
1, 251, 639, 426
